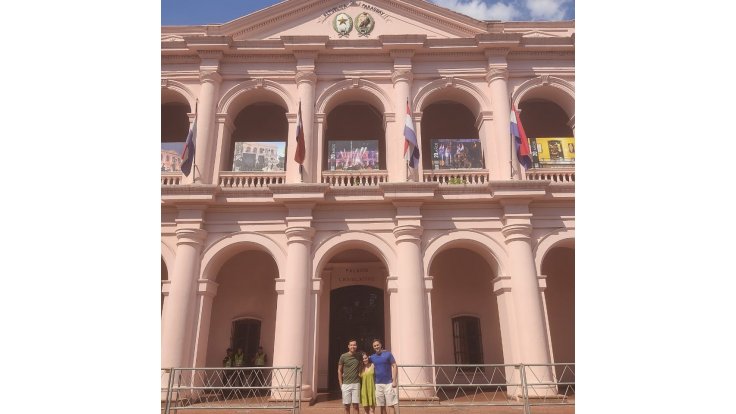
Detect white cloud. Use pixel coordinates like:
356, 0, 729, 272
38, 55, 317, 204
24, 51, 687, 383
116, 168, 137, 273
525, 0, 570, 20
430, 0, 523, 21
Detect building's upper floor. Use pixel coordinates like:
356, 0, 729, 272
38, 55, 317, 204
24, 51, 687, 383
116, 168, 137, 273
161, 0, 575, 199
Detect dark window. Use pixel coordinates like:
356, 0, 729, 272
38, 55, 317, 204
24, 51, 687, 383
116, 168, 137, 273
231, 319, 261, 363
452, 316, 484, 364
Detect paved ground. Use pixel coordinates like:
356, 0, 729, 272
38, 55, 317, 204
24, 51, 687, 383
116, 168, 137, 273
163, 393, 574, 414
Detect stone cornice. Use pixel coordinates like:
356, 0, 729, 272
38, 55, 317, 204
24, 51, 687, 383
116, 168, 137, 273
380, 34, 427, 50
379, 182, 438, 200
281, 35, 329, 52
270, 183, 329, 202
489, 180, 548, 199
161, 185, 219, 204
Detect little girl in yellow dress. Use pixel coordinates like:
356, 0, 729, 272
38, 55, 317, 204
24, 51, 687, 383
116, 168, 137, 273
359, 352, 376, 414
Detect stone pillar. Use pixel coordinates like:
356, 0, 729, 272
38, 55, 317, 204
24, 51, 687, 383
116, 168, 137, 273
314, 113, 326, 183
211, 113, 235, 185
475, 111, 493, 176
501, 201, 555, 395
391, 67, 414, 182
162, 227, 206, 369
272, 205, 315, 399
192, 279, 219, 368
187, 66, 222, 185
291, 53, 317, 183
392, 202, 432, 396
485, 51, 513, 180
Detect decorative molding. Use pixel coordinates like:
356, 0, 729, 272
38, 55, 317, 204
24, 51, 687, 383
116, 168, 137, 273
485, 67, 508, 83
221, 54, 296, 63
511, 75, 575, 119
200, 71, 222, 84
492, 275, 512, 295
501, 223, 532, 242
295, 71, 317, 85
315, 77, 394, 113
393, 225, 423, 242
413, 77, 490, 113
197, 279, 219, 297
217, 78, 295, 113
508, 51, 575, 59
175, 228, 207, 245
285, 226, 316, 243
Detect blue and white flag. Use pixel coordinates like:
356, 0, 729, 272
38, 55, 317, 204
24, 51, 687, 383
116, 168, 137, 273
403, 101, 420, 168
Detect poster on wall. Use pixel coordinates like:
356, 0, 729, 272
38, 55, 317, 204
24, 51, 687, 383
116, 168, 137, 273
327, 140, 379, 171
161, 142, 184, 172
232, 141, 286, 172
529, 137, 575, 168
431, 138, 484, 170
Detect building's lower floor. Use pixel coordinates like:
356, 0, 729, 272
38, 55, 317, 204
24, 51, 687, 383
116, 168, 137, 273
161, 209, 574, 397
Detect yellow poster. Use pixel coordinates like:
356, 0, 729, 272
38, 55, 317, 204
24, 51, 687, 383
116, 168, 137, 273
531, 137, 575, 165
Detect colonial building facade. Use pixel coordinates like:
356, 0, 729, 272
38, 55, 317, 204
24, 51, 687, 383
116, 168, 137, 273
161, 0, 574, 399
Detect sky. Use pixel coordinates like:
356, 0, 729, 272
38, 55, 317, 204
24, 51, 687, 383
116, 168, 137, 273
162, 0, 574, 26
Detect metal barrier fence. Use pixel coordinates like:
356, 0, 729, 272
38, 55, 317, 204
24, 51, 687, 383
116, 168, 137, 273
396, 363, 574, 414
163, 367, 301, 414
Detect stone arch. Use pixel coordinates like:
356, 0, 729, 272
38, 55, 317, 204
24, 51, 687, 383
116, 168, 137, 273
534, 228, 575, 275
312, 231, 397, 278
217, 79, 295, 116
200, 232, 287, 281
162, 80, 196, 110
161, 240, 176, 277
315, 78, 394, 115
424, 230, 508, 277
512, 76, 575, 120
414, 77, 490, 117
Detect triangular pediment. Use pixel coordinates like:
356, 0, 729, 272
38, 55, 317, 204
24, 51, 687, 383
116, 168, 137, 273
209, 0, 489, 40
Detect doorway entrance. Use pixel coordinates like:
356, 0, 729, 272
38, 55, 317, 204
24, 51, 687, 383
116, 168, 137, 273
231, 318, 261, 362
328, 285, 384, 391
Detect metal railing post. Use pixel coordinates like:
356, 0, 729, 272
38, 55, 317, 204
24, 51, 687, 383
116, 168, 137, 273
520, 364, 531, 414
164, 368, 176, 414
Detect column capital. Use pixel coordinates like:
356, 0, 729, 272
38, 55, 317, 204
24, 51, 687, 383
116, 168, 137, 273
485, 67, 508, 84
501, 223, 532, 243
175, 228, 207, 245
295, 70, 317, 85
393, 225, 422, 242
285, 226, 316, 243
200, 71, 222, 84
197, 279, 219, 298
391, 69, 414, 84
386, 275, 399, 293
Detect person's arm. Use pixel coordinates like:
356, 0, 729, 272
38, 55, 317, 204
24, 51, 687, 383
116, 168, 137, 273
391, 362, 397, 387
337, 362, 344, 387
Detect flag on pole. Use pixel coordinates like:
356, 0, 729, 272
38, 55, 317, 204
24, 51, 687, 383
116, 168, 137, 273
510, 105, 532, 170
180, 116, 196, 177
294, 101, 306, 165
403, 100, 420, 168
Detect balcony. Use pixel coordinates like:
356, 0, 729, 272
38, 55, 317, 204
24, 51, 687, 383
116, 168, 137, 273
161, 167, 574, 188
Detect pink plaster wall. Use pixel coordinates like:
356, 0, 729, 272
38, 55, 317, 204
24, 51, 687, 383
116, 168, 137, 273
430, 248, 505, 365
205, 250, 278, 367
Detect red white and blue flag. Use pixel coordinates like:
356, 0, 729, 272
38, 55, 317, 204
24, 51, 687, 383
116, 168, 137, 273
180, 115, 196, 177
403, 100, 420, 168
510, 105, 532, 170
294, 101, 306, 165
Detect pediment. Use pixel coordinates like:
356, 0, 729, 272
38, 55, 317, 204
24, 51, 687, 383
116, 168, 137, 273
213, 0, 489, 40
520, 30, 561, 38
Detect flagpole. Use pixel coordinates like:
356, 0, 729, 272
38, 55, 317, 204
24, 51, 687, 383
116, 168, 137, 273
406, 159, 410, 182
509, 99, 515, 179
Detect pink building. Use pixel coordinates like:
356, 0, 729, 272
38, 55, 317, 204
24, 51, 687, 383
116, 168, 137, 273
161, 0, 574, 399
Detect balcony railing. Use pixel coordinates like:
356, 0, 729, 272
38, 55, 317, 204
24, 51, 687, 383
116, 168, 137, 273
161, 173, 182, 186
321, 170, 388, 187
525, 169, 575, 183
219, 172, 285, 188
423, 169, 489, 185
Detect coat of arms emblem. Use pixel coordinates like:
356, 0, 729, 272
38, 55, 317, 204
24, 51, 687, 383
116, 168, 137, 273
333, 12, 353, 37
355, 12, 375, 36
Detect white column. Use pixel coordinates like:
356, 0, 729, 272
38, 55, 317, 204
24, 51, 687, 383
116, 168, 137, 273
189, 70, 222, 185
501, 201, 555, 395
393, 215, 432, 396
485, 58, 513, 180
391, 69, 413, 182
272, 206, 315, 399
314, 113, 326, 183
162, 223, 206, 370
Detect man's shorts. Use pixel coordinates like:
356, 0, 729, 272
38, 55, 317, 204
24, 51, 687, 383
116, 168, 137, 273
375, 383, 398, 406
341, 383, 360, 405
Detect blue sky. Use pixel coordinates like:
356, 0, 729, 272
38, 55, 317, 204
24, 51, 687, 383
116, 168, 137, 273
162, 0, 574, 26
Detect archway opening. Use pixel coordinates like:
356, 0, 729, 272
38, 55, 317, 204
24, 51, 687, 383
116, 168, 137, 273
519, 99, 574, 168
420, 102, 483, 170
229, 103, 288, 172
161, 97, 191, 172
324, 102, 385, 171
206, 250, 279, 368
429, 248, 504, 366
541, 245, 575, 371
161, 257, 168, 314
318, 248, 388, 392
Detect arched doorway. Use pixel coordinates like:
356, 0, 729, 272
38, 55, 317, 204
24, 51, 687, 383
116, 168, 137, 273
542, 246, 575, 367
328, 285, 384, 390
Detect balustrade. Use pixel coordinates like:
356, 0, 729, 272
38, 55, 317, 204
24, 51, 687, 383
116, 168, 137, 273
321, 170, 388, 187
422, 169, 489, 185
219, 172, 285, 188
525, 169, 575, 183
